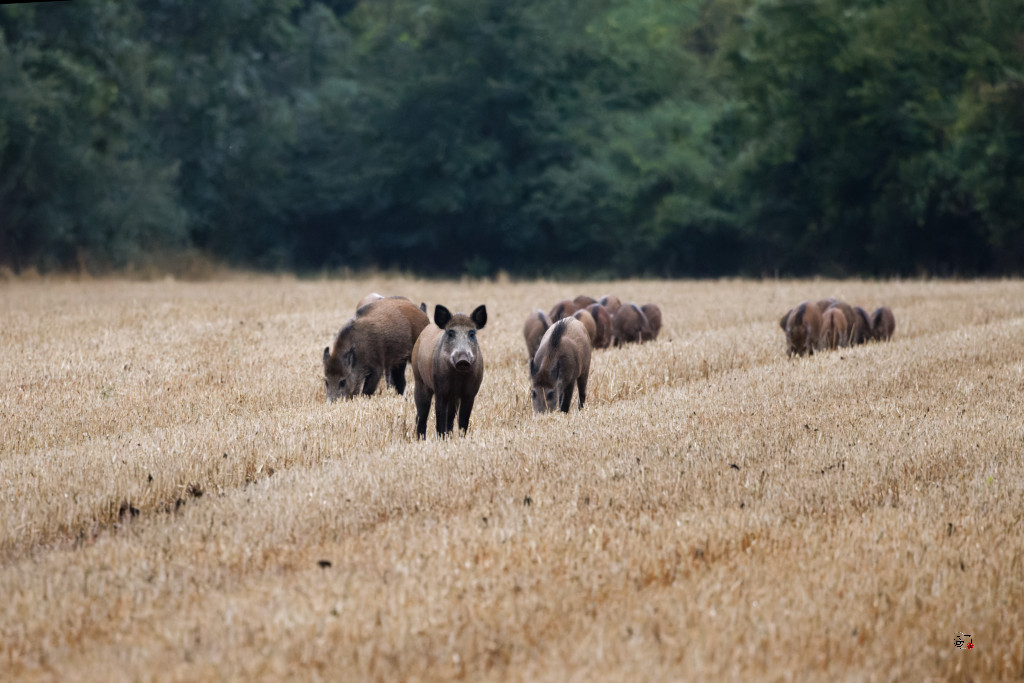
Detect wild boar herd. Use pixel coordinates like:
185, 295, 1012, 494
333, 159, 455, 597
321, 291, 896, 439
523, 294, 661, 414
780, 297, 896, 356
321, 292, 662, 439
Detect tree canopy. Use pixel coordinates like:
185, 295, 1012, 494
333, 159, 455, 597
1, 0, 1022, 276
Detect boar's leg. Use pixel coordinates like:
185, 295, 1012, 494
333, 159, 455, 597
362, 367, 383, 396
445, 399, 460, 434
559, 384, 574, 413
457, 395, 475, 434
576, 375, 588, 411
389, 361, 408, 395
414, 383, 433, 439
435, 395, 452, 437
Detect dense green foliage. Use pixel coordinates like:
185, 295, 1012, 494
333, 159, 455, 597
1, 0, 1022, 276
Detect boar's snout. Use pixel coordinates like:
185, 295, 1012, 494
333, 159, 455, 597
452, 348, 476, 373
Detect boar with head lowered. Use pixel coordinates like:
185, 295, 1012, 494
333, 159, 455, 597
530, 317, 592, 413
322, 298, 429, 402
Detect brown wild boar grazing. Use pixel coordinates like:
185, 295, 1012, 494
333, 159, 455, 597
852, 306, 872, 344
548, 299, 578, 322
598, 294, 622, 315
871, 306, 896, 341
641, 303, 662, 340
323, 298, 429, 402
783, 300, 822, 356
573, 295, 597, 308
611, 303, 651, 345
530, 317, 592, 413
586, 303, 613, 349
522, 309, 551, 360
412, 304, 487, 438
820, 307, 848, 350
572, 308, 597, 346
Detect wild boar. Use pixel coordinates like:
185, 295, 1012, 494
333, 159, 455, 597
412, 304, 487, 438
641, 303, 662, 340
820, 307, 848, 350
598, 294, 622, 315
611, 303, 651, 346
829, 300, 867, 346
549, 299, 578, 322
522, 309, 551, 360
783, 300, 822, 356
586, 303, 613, 349
574, 295, 597, 308
323, 298, 429, 402
870, 306, 896, 341
852, 306, 872, 344
572, 308, 597, 346
530, 317, 592, 413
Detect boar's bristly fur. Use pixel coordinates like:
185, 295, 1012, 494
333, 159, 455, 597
821, 307, 848, 350
587, 303, 613, 349
871, 306, 896, 341
523, 309, 551, 361
413, 304, 487, 438
641, 303, 662, 340
530, 317, 592, 413
323, 298, 429, 402
611, 303, 651, 345
572, 308, 597, 346
783, 300, 822, 357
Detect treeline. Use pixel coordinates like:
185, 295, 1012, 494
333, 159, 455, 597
1, 0, 1022, 277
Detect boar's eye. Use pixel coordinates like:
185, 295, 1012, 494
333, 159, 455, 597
325, 379, 329, 388
468, 329, 476, 339
339, 379, 346, 388
446, 329, 456, 338
531, 389, 537, 399
546, 390, 556, 402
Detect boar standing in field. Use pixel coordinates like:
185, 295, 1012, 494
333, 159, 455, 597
549, 299, 578, 322
412, 304, 487, 438
572, 308, 597, 346
574, 295, 597, 308
782, 301, 822, 356
820, 307, 848, 350
641, 303, 662, 340
599, 294, 622, 315
531, 317, 592, 413
323, 298, 430, 402
611, 303, 651, 345
871, 306, 896, 341
587, 303, 613, 349
523, 309, 551, 360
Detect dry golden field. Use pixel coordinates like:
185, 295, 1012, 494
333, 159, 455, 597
1, 275, 1022, 681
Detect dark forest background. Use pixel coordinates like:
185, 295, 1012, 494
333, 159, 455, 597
2, 0, 1023, 277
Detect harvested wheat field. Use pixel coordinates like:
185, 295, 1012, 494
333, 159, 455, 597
1, 275, 1022, 681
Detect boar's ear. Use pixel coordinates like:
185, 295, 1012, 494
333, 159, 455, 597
780, 311, 790, 330
342, 348, 356, 369
419, 302, 427, 313
529, 357, 537, 378
434, 305, 452, 329
550, 361, 560, 382
323, 347, 331, 363
471, 305, 487, 330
